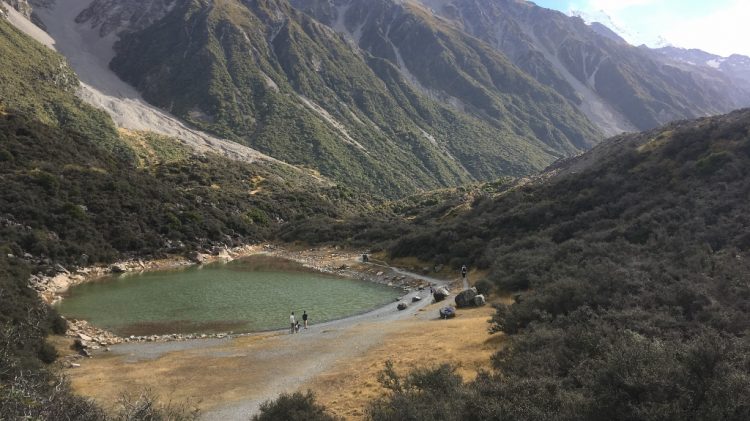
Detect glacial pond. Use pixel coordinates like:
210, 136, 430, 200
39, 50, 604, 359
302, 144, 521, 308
55, 255, 401, 336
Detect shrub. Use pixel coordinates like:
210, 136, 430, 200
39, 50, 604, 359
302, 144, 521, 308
474, 278, 493, 296
252, 390, 340, 421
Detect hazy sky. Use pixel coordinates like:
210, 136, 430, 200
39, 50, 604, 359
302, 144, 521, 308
532, 0, 750, 57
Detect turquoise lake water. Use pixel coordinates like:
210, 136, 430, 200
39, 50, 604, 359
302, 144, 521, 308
55, 255, 401, 336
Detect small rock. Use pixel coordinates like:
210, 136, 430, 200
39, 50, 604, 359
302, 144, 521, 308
412, 296, 422, 302
78, 333, 92, 342
397, 301, 408, 311
439, 306, 456, 319
376, 271, 384, 276
70, 363, 81, 368
433, 287, 450, 302
110, 265, 125, 274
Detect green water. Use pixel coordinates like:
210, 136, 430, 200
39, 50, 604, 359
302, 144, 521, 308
55, 256, 401, 336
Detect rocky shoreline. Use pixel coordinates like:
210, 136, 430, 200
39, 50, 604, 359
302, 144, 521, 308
33, 244, 442, 365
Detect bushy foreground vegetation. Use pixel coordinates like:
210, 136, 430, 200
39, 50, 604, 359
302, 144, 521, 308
276, 109, 750, 420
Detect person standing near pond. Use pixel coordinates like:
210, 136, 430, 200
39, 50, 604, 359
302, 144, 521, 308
461, 265, 468, 290
290, 311, 296, 334
302, 310, 309, 329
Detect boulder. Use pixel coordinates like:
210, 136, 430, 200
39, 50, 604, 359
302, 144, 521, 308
439, 306, 456, 319
433, 287, 450, 302
78, 333, 92, 342
474, 294, 486, 306
411, 295, 422, 303
397, 301, 408, 311
110, 265, 125, 273
455, 287, 478, 308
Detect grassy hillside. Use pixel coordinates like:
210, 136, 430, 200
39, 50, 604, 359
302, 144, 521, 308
281, 108, 750, 420
108, 0, 601, 197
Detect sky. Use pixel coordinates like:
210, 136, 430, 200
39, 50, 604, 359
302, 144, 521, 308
532, 0, 750, 57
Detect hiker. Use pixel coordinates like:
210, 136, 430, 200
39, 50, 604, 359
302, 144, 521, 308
461, 265, 468, 280
295, 320, 301, 333
290, 311, 296, 334
302, 310, 309, 329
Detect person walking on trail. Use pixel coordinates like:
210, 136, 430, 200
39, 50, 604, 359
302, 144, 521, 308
461, 265, 469, 290
290, 311, 296, 334
302, 310, 309, 329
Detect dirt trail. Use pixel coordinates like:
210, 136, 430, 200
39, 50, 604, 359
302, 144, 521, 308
64, 256, 495, 420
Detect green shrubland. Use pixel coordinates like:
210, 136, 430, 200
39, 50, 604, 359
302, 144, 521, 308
282, 109, 750, 420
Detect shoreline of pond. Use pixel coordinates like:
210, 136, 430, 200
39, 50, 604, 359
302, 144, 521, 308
36, 245, 445, 362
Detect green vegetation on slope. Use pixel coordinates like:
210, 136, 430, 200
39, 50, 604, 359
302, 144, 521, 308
280, 109, 750, 420
109, 0, 601, 197
0, 16, 364, 265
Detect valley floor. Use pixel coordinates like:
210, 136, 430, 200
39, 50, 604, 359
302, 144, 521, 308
57, 252, 504, 420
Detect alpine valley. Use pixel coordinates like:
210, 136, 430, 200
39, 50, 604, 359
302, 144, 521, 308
1, 0, 749, 420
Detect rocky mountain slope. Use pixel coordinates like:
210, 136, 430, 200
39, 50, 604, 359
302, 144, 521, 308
0, 14, 360, 265
403, 0, 750, 135
26, 0, 605, 197
655, 46, 750, 93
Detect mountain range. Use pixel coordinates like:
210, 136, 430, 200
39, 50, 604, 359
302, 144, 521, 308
4, 0, 750, 197
3, 1, 750, 419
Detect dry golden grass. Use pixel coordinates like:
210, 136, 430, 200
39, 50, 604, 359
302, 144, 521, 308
63, 303, 503, 419
301, 304, 502, 420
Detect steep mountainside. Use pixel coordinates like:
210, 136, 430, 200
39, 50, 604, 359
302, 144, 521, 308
290, 0, 599, 152
409, 0, 750, 135
0, 16, 360, 265
69, 0, 603, 197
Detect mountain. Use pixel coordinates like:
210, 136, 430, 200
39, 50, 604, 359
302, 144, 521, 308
0, 14, 362, 265
404, 0, 750, 136
587, 22, 626, 44
23, 0, 605, 197
655, 46, 750, 93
